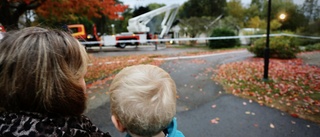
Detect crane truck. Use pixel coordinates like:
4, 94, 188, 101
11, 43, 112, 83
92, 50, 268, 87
102, 4, 180, 48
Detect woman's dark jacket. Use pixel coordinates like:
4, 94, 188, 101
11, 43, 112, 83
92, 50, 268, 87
0, 111, 111, 137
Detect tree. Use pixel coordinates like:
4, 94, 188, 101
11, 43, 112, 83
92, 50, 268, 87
179, 0, 226, 18
250, 0, 264, 11
245, 2, 261, 22
226, 0, 245, 28
116, 8, 133, 33
301, 0, 320, 23
0, 0, 45, 30
180, 17, 213, 45
148, 3, 165, 10
247, 16, 266, 29
261, 0, 307, 31
302, 19, 320, 35
36, 0, 127, 23
270, 19, 282, 31
92, 0, 128, 35
132, 6, 150, 18
0, 0, 128, 30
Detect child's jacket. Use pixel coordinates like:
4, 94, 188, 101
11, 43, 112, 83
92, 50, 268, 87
166, 117, 185, 137
126, 117, 185, 137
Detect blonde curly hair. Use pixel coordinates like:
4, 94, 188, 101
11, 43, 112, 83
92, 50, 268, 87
109, 64, 177, 136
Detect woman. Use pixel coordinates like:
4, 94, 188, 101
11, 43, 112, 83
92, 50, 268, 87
0, 27, 111, 137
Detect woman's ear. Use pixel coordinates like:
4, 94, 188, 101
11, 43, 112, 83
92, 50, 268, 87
111, 115, 125, 132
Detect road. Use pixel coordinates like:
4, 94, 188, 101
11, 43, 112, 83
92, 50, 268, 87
85, 47, 320, 137
86, 44, 206, 57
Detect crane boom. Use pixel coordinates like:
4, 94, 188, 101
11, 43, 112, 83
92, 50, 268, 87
127, 4, 180, 39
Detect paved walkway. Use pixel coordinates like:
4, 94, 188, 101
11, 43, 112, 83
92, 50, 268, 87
298, 51, 320, 66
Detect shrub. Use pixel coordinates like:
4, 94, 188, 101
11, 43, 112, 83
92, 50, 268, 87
209, 28, 238, 49
248, 35, 300, 59
305, 43, 320, 51
295, 38, 320, 47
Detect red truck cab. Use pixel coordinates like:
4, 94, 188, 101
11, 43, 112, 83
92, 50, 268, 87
0, 26, 5, 32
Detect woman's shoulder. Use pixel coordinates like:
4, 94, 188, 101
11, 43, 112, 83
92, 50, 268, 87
0, 111, 111, 137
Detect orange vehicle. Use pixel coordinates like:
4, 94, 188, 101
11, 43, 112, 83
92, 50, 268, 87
67, 24, 100, 48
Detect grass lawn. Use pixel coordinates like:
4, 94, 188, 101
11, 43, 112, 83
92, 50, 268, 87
214, 57, 320, 123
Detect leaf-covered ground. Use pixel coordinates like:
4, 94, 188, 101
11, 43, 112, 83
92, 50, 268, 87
85, 54, 164, 89
85, 48, 244, 89
214, 56, 320, 123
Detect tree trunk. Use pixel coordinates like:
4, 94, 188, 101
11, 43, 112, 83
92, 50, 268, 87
0, 0, 19, 30
0, 0, 46, 31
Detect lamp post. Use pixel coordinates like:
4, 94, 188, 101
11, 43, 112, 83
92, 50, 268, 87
263, 0, 272, 80
278, 13, 286, 31
111, 24, 115, 35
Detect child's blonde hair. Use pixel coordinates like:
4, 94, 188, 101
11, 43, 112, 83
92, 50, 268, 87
109, 64, 177, 136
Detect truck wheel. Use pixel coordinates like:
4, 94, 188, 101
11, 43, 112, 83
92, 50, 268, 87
119, 43, 126, 48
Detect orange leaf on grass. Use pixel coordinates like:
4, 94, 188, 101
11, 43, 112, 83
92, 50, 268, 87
290, 113, 299, 118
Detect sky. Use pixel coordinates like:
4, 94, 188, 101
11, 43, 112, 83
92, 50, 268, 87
120, 0, 304, 8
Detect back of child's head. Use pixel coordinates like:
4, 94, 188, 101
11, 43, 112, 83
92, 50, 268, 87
109, 64, 177, 136
0, 27, 88, 116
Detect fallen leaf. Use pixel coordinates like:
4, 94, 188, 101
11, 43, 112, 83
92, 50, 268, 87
90, 96, 96, 100
210, 117, 220, 124
290, 113, 299, 118
211, 119, 219, 124
86, 90, 92, 94
270, 123, 275, 128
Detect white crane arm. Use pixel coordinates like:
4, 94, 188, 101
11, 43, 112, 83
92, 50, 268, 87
127, 4, 180, 38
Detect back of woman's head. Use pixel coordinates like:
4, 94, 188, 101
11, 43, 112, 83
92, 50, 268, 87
0, 27, 88, 116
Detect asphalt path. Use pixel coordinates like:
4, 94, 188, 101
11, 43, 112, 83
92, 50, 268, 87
85, 47, 320, 137
86, 44, 206, 57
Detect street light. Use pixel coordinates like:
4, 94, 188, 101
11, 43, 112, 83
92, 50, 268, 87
111, 24, 115, 35
279, 13, 286, 21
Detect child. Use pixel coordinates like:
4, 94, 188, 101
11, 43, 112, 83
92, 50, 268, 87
0, 27, 111, 137
109, 64, 184, 137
